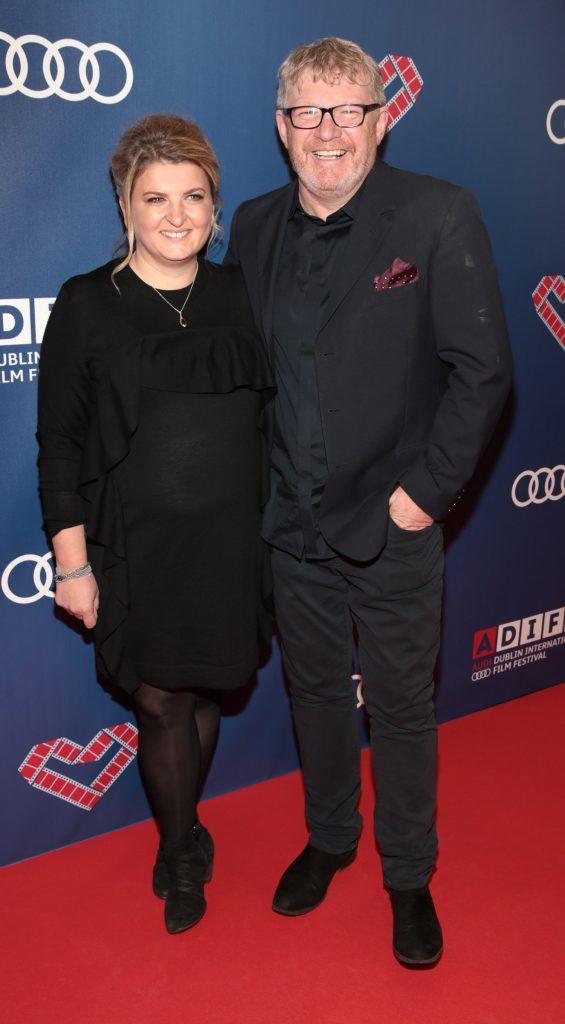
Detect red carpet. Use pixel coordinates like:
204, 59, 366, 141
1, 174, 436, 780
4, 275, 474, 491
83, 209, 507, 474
3, 684, 565, 1024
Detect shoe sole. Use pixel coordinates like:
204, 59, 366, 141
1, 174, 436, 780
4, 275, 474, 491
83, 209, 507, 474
393, 945, 443, 966
272, 895, 326, 917
271, 852, 357, 916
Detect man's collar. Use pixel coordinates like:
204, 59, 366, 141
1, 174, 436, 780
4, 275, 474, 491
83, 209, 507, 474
288, 169, 369, 224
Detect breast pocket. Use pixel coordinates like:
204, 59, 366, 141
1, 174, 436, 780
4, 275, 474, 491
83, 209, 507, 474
369, 279, 423, 308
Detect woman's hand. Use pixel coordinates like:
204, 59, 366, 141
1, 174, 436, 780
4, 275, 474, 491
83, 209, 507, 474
55, 573, 99, 629
51, 526, 98, 627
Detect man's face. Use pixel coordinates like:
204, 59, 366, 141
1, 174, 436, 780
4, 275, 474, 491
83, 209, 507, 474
276, 69, 388, 214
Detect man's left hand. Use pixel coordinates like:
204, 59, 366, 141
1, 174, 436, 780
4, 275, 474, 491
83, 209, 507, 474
389, 485, 434, 531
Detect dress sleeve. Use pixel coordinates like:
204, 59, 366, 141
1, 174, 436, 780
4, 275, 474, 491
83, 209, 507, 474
37, 282, 94, 540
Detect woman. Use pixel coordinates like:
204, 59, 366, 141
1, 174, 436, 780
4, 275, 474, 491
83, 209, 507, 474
37, 115, 274, 934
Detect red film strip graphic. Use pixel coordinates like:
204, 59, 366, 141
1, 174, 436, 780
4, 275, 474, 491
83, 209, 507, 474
379, 55, 423, 130
532, 275, 565, 350
18, 723, 138, 810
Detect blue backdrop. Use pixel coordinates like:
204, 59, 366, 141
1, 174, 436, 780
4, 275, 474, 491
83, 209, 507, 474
1, 0, 563, 866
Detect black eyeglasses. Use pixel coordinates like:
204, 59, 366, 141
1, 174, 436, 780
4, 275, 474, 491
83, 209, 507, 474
281, 103, 381, 129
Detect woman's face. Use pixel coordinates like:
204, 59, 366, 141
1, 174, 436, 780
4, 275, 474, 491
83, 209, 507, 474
124, 160, 214, 275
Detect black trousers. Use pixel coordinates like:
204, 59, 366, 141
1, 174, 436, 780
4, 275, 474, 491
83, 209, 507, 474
271, 517, 444, 890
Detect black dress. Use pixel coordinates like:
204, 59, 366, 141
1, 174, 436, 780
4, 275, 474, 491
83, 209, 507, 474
38, 259, 274, 694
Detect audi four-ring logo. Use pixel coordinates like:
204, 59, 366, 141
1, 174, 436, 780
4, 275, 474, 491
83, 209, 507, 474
471, 668, 492, 682
0, 33, 133, 103
1, 552, 54, 604
511, 466, 565, 508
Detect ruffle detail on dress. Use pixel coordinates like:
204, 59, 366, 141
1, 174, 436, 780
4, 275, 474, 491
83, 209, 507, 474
139, 325, 275, 400
77, 326, 274, 693
78, 334, 142, 691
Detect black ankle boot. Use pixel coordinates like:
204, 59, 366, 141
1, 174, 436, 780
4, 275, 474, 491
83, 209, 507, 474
153, 820, 213, 900
389, 885, 443, 965
161, 824, 214, 934
272, 843, 357, 916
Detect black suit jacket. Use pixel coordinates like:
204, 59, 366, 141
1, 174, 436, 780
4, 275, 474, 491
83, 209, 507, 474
225, 160, 512, 561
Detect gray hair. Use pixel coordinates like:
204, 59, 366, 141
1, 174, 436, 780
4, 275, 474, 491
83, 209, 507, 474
277, 37, 385, 108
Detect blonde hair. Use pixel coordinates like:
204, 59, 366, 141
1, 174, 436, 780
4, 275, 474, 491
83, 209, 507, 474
277, 37, 385, 108
110, 114, 221, 286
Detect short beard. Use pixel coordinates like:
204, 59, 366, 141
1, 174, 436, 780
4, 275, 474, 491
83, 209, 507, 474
289, 149, 376, 203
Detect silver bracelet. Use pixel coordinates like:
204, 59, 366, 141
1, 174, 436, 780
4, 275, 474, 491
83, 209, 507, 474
54, 562, 93, 584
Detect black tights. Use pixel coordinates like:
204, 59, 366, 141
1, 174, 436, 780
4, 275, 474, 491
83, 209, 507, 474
133, 682, 221, 844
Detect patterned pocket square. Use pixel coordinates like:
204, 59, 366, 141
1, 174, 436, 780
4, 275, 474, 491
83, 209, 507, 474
374, 257, 419, 291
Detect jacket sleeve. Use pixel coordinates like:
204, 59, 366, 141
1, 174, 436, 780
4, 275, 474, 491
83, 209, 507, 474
223, 203, 242, 266
37, 283, 93, 540
399, 188, 513, 519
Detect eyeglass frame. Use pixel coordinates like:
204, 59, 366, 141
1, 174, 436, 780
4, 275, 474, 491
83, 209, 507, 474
280, 103, 382, 129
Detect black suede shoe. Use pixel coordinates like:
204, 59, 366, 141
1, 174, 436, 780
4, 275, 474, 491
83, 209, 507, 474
272, 843, 357, 916
152, 820, 213, 900
161, 825, 214, 934
389, 886, 443, 966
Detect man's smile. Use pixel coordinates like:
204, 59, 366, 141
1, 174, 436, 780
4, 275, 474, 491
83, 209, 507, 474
311, 149, 347, 160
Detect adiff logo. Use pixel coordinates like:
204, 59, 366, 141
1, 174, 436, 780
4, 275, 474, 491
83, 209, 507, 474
472, 627, 497, 660
0, 296, 54, 384
471, 607, 565, 682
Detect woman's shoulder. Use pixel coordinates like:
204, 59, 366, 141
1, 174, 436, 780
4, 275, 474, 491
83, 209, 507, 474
59, 260, 119, 305
201, 259, 245, 289
45, 262, 126, 350
199, 259, 253, 312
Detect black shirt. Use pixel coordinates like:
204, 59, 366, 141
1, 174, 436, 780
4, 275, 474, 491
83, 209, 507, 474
262, 188, 362, 558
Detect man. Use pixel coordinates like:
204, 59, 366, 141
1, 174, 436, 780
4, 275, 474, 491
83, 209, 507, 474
226, 37, 512, 965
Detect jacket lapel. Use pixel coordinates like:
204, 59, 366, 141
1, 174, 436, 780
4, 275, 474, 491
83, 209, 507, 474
256, 180, 297, 352
318, 160, 396, 333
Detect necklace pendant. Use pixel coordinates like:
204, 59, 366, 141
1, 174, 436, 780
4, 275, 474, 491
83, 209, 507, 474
151, 264, 198, 327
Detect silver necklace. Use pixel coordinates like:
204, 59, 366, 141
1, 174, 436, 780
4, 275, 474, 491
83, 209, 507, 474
151, 264, 199, 327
